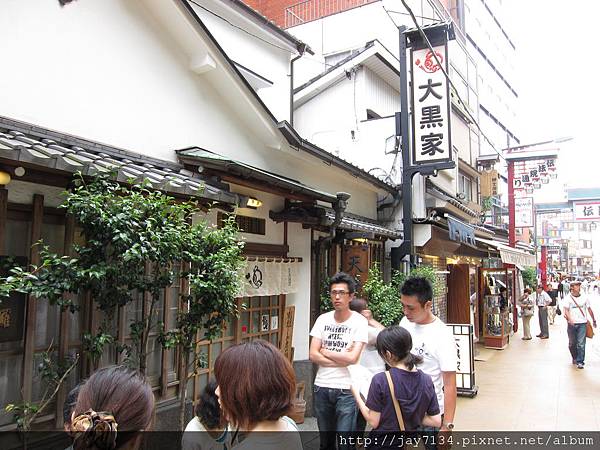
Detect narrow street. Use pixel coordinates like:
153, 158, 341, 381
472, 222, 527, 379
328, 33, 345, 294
456, 293, 600, 431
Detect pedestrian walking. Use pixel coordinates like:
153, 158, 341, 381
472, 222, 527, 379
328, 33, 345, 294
563, 280, 597, 369
548, 280, 559, 325
182, 380, 229, 450
534, 285, 552, 339
70, 365, 154, 450
517, 288, 534, 340
350, 326, 441, 449
310, 272, 368, 450
561, 278, 570, 300
214, 340, 301, 449
399, 277, 457, 449
348, 298, 385, 438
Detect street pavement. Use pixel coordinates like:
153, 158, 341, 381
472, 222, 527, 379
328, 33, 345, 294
455, 291, 600, 431
300, 292, 600, 433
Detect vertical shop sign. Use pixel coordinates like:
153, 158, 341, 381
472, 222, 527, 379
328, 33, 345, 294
411, 42, 452, 164
514, 197, 534, 228
342, 244, 370, 287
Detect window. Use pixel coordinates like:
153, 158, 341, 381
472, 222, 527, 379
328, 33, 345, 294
459, 173, 473, 202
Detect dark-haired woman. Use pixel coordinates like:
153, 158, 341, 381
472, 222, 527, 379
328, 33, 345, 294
182, 380, 229, 450
214, 339, 301, 450
350, 326, 441, 448
70, 365, 154, 450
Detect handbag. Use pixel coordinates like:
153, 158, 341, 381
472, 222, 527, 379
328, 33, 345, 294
385, 370, 405, 432
556, 307, 562, 316
571, 295, 594, 339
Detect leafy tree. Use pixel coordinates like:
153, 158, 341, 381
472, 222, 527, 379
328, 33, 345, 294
1, 174, 244, 429
521, 266, 537, 289
363, 266, 403, 326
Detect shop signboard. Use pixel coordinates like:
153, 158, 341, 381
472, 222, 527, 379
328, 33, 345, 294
342, 244, 370, 286
410, 41, 452, 164
515, 197, 534, 228
280, 306, 295, 362
573, 201, 600, 221
448, 323, 477, 397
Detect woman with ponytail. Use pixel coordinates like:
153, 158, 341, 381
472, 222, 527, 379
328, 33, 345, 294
70, 365, 154, 450
350, 326, 441, 447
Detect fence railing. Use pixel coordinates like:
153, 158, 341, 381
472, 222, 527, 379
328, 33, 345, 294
284, 0, 379, 28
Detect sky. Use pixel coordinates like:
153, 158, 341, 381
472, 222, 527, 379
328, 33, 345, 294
507, 0, 600, 200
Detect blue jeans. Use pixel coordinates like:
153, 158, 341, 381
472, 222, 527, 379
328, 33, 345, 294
567, 323, 587, 364
313, 385, 357, 450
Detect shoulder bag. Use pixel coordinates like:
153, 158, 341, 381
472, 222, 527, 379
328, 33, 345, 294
385, 370, 406, 432
570, 295, 594, 339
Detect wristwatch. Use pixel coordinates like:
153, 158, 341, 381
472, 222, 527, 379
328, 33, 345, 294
443, 422, 455, 430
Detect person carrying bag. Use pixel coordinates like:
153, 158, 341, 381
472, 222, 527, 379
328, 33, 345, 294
563, 280, 597, 369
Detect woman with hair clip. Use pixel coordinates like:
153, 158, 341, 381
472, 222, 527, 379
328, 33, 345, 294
69, 365, 154, 450
350, 326, 441, 449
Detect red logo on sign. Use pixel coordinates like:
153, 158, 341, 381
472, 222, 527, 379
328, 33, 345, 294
415, 51, 444, 73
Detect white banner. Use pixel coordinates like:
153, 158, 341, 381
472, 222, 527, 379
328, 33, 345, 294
411, 43, 451, 164
574, 201, 600, 221
281, 261, 299, 294
515, 197, 534, 228
238, 259, 300, 297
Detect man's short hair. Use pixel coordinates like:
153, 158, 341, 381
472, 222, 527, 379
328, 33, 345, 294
400, 277, 433, 306
349, 298, 367, 313
329, 272, 356, 294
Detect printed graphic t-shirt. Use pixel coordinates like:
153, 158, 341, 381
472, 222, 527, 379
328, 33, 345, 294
310, 311, 368, 389
399, 316, 457, 414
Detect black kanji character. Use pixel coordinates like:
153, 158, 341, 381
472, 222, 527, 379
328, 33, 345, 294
418, 79, 443, 102
420, 105, 443, 128
420, 132, 444, 156
584, 206, 593, 217
347, 256, 363, 273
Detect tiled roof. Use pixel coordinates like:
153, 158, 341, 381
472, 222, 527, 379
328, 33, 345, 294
324, 208, 401, 239
0, 118, 237, 204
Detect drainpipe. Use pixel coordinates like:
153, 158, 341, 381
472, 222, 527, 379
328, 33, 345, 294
290, 43, 308, 127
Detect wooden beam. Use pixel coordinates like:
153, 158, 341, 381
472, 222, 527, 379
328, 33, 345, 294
22, 194, 44, 403
243, 242, 289, 257
0, 188, 7, 254
55, 214, 75, 428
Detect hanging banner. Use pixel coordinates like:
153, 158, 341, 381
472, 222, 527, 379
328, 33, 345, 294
515, 197, 534, 228
238, 259, 300, 297
410, 42, 452, 164
280, 260, 300, 294
574, 201, 600, 221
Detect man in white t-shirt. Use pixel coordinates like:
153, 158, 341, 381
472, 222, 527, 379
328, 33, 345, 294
310, 272, 368, 450
563, 280, 597, 369
399, 277, 457, 447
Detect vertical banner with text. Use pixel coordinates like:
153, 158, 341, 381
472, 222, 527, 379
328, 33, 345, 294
410, 42, 452, 164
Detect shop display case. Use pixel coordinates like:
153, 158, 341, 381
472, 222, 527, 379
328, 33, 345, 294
479, 268, 516, 349
483, 294, 509, 349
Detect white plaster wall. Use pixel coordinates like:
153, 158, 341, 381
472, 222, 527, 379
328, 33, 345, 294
191, 0, 294, 122
0, 0, 272, 164
286, 222, 312, 361
0, 0, 383, 220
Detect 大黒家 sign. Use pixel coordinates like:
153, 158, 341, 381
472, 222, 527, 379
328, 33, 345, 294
410, 43, 451, 164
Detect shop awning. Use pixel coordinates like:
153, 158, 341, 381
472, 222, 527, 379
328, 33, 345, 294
476, 237, 536, 267
177, 147, 339, 203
